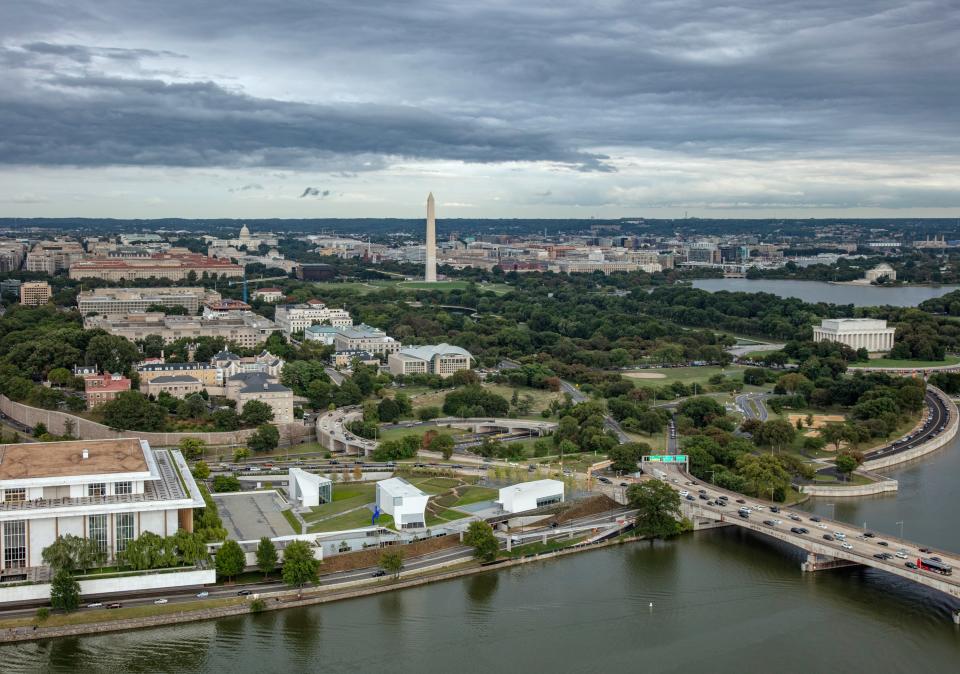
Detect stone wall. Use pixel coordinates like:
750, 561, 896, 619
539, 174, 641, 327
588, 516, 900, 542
0, 569, 215, 604
0, 395, 313, 447
799, 474, 899, 498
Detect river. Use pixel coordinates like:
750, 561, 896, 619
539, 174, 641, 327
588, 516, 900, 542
4, 435, 960, 673
692, 278, 960, 307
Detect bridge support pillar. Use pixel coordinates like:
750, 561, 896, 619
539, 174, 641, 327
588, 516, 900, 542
801, 552, 861, 573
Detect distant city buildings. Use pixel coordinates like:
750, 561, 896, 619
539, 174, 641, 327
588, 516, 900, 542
19, 281, 51, 306
333, 323, 400, 357
25, 239, 84, 274
203, 224, 278, 250
274, 300, 352, 336
254, 287, 285, 303
813, 318, 895, 353
85, 311, 279, 347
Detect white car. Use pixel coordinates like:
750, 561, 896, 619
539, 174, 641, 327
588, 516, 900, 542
841, 543, 853, 550
86, 602, 104, 609
753, 505, 765, 511
679, 490, 690, 497
834, 532, 846, 540
154, 598, 168, 605
895, 552, 908, 559
773, 519, 782, 525
817, 523, 828, 530
196, 591, 209, 599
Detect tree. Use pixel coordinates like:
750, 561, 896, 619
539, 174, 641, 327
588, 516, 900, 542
378, 550, 405, 579
820, 423, 846, 452
677, 397, 726, 428
212, 474, 241, 492
215, 539, 246, 582
248, 424, 280, 452
179, 437, 207, 460
240, 400, 274, 426
233, 447, 251, 462
33, 422, 48, 437
100, 391, 166, 431
607, 442, 650, 473
377, 397, 401, 423
834, 453, 858, 481
192, 460, 211, 480
281, 540, 321, 588
47, 367, 75, 388
626, 480, 684, 538
256, 537, 278, 579
213, 408, 241, 431
50, 569, 81, 612
756, 418, 797, 452
429, 433, 456, 460
178, 393, 208, 419
85, 333, 141, 375
42, 534, 106, 573
463, 521, 499, 562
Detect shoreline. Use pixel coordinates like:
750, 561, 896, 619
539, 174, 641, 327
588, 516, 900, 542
0, 535, 643, 644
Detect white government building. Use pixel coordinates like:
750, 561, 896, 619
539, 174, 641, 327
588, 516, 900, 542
497, 479, 565, 514
387, 343, 473, 378
812, 318, 895, 353
287, 468, 332, 508
375, 477, 428, 529
0, 439, 204, 576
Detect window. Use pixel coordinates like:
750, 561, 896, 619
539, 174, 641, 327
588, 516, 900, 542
114, 481, 132, 495
3, 520, 27, 568
88, 514, 108, 553
3, 488, 25, 504
535, 495, 562, 508
87, 483, 106, 498
115, 512, 135, 553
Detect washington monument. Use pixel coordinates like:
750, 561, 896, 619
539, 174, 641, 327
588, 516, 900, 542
425, 192, 437, 282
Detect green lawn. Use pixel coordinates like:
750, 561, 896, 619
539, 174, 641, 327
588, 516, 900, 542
403, 383, 561, 418
448, 486, 498, 507
850, 355, 960, 369
425, 507, 470, 526
375, 425, 465, 444
307, 508, 393, 533
811, 472, 873, 486
506, 535, 588, 558
623, 365, 748, 389
303, 483, 375, 522
409, 476, 462, 494
281, 508, 301, 533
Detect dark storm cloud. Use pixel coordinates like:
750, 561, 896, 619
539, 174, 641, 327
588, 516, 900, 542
1, 0, 959, 173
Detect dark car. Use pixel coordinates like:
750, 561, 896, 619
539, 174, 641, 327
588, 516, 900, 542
237, 590, 252, 596
698, 494, 709, 500
698, 489, 707, 494
810, 516, 821, 523
619, 482, 629, 487
790, 527, 806, 534
372, 569, 387, 577
763, 520, 776, 526
769, 506, 780, 513
718, 495, 729, 501
906, 561, 918, 569
919, 547, 930, 553
873, 553, 886, 560
686, 495, 695, 501
823, 534, 834, 541
715, 501, 726, 507
876, 541, 889, 547
736, 499, 746, 504
738, 511, 749, 519
864, 532, 876, 538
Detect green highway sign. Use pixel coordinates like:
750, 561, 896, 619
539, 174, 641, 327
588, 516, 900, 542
643, 455, 688, 463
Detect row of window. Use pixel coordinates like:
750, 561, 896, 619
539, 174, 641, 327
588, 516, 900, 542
87, 482, 133, 497
1, 513, 137, 569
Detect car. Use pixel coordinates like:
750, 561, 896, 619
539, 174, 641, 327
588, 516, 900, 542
931, 556, 943, 562
817, 524, 827, 530
196, 591, 209, 599
769, 506, 780, 513
690, 481, 698, 486
598, 477, 612, 484
372, 569, 387, 577
906, 561, 918, 569
764, 520, 776, 526
833, 532, 846, 540
880, 552, 893, 560
841, 543, 853, 550
895, 552, 908, 559
773, 519, 782, 525
718, 495, 729, 501
919, 547, 930, 553
685, 495, 695, 501
698, 494, 709, 500
237, 590, 252, 596
753, 505, 765, 511
679, 490, 690, 497
620, 482, 629, 487
86, 602, 104, 609
823, 534, 834, 541
736, 499, 746, 504
107, 603, 122, 609
864, 532, 876, 538
810, 516, 821, 522
738, 511, 749, 519
698, 489, 707, 494
790, 527, 806, 535
154, 599, 168, 605
873, 553, 886, 560
876, 541, 889, 547
789, 514, 802, 521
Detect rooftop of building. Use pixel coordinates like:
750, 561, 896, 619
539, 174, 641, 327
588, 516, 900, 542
0, 438, 147, 481
336, 323, 390, 340
147, 374, 203, 384
377, 477, 426, 498
500, 479, 564, 494
397, 343, 471, 361
230, 371, 291, 394
138, 361, 216, 371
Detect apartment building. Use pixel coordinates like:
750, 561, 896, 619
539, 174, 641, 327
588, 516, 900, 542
19, 281, 52, 306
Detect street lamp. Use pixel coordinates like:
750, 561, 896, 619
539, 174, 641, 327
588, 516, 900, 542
826, 503, 835, 521
896, 520, 904, 540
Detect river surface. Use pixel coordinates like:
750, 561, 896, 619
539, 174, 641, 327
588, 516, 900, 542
693, 278, 960, 307
5, 440, 960, 672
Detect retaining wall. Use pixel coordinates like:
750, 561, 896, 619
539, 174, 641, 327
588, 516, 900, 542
0, 569, 215, 604
862, 387, 959, 471
0, 395, 311, 447
799, 475, 899, 498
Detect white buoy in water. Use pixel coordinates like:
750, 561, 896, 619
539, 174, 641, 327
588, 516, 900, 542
649, 602, 654, 608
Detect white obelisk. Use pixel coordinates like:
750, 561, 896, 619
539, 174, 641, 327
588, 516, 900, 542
425, 192, 437, 282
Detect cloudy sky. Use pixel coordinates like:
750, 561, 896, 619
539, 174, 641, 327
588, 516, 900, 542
1, 1, 958, 219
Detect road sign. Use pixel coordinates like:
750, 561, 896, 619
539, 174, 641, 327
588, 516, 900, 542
643, 455, 688, 463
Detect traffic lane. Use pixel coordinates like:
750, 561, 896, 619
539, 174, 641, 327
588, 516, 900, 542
674, 473, 960, 583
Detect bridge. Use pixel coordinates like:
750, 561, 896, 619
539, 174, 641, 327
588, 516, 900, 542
658, 464, 960, 620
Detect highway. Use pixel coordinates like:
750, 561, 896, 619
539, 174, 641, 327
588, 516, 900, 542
862, 389, 948, 461
735, 392, 770, 421
659, 464, 960, 604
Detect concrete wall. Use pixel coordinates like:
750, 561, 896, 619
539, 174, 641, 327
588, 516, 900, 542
0, 568, 215, 604
862, 387, 959, 471
0, 395, 313, 447
799, 475, 899, 497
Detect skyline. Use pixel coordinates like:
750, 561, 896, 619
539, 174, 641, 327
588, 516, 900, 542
1, 1, 959, 219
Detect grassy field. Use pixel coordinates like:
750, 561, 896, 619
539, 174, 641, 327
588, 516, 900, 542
811, 472, 873, 486
624, 365, 748, 388
375, 425, 465, 444
308, 509, 393, 532
311, 279, 513, 295
850, 355, 960, 369
303, 483, 376, 522
281, 508, 301, 533
506, 535, 588, 558
450, 485, 498, 507
425, 507, 471, 526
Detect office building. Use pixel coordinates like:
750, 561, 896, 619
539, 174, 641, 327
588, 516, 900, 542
812, 318, 895, 353
333, 324, 400, 357
24, 239, 84, 274
85, 312, 279, 348
388, 344, 472, 378
0, 438, 204, 571
19, 281, 51, 306
82, 372, 132, 409
254, 287, 285, 303
224, 372, 294, 424
77, 287, 217, 317
69, 253, 242, 282
304, 324, 339, 345
274, 301, 352, 336
140, 375, 205, 399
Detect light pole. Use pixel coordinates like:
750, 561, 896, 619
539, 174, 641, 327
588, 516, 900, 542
896, 520, 904, 540
826, 503, 835, 521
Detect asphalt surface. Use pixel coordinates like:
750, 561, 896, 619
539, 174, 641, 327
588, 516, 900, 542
735, 392, 770, 421
862, 389, 948, 461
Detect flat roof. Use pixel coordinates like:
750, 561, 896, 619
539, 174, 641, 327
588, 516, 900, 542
500, 479, 564, 494
377, 477, 426, 498
0, 439, 148, 481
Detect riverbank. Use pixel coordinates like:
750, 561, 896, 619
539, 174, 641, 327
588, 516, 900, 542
0, 534, 643, 644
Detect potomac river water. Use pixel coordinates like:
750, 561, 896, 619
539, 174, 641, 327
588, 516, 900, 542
693, 278, 960, 307
4, 435, 960, 673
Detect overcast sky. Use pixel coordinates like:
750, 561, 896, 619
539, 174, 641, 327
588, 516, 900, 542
1, 1, 958, 219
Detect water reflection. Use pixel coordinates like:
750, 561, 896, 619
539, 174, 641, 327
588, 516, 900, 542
465, 573, 499, 604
